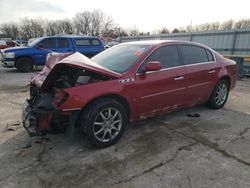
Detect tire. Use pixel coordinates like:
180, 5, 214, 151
208, 79, 229, 109
16, 57, 33, 72
81, 98, 127, 148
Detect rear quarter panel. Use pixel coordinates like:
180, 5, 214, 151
216, 54, 237, 89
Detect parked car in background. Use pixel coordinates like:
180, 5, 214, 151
105, 41, 119, 49
22, 40, 237, 148
0, 40, 10, 49
1, 35, 104, 71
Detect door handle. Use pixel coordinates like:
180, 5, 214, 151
174, 76, 184, 81
208, 70, 216, 74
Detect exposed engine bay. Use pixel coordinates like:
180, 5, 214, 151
23, 63, 111, 136
43, 64, 110, 90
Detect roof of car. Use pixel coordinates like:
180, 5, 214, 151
122, 40, 207, 47
46, 35, 99, 39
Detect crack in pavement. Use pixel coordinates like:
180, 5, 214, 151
110, 142, 198, 187
154, 120, 250, 167
36, 142, 50, 167
239, 127, 250, 138
0, 163, 34, 182
0, 142, 49, 183
231, 127, 250, 142
184, 171, 193, 188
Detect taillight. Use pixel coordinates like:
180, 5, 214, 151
53, 90, 69, 107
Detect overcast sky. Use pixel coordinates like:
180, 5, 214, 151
0, 0, 250, 31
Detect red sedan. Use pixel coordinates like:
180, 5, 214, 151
0, 40, 9, 49
22, 40, 237, 148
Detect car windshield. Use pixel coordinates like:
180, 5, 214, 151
91, 44, 150, 73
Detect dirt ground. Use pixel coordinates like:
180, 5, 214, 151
0, 66, 250, 188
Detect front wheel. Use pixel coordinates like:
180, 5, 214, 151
16, 57, 34, 72
81, 99, 127, 148
208, 79, 229, 109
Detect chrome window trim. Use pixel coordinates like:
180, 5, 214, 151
136, 60, 216, 76
136, 43, 217, 75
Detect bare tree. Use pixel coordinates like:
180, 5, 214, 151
57, 19, 73, 34
221, 20, 234, 30
73, 11, 92, 34
172, 28, 179, 33
160, 27, 170, 34
44, 20, 59, 36
0, 23, 19, 39
101, 15, 113, 36
234, 19, 250, 29
90, 10, 104, 35
20, 18, 44, 39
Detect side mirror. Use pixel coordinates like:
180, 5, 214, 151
144, 61, 161, 72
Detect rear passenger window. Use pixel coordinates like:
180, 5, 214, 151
92, 39, 100, 45
75, 39, 90, 46
206, 49, 214, 61
180, 45, 208, 65
146, 45, 180, 69
75, 39, 100, 46
58, 38, 69, 48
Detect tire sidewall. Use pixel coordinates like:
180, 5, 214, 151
83, 99, 127, 148
16, 57, 33, 72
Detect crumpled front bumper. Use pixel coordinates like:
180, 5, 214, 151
22, 100, 52, 136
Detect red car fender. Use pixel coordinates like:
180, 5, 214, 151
55, 79, 137, 121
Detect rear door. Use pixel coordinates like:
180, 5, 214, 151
135, 45, 186, 117
57, 38, 73, 53
74, 38, 103, 58
178, 45, 216, 105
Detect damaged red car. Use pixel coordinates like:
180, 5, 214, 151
22, 40, 237, 148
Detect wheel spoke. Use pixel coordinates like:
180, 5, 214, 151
100, 112, 106, 120
113, 120, 121, 124
94, 127, 105, 135
108, 108, 112, 118
111, 125, 119, 131
94, 122, 103, 126
102, 130, 107, 141
108, 129, 112, 139
112, 111, 119, 120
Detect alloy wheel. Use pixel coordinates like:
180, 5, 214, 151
93, 107, 122, 142
215, 83, 228, 105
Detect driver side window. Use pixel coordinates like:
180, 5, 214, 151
139, 45, 180, 72
39, 38, 56, 49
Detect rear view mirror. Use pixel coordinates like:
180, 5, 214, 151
144, 61, 161, 72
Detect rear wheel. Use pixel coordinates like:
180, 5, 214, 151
208, 79, 229, 109
16, 57, 33, 72
81, 98, 127, 148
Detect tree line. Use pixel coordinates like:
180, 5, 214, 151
160, 19, 250, 34
0, 10, 127, 40
1, 11, 250, 40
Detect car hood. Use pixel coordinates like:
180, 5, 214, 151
31, 52, 122, 88
2, 46, 28, 53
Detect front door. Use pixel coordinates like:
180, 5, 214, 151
134, 45, 186, 118
35, 38, 57, 65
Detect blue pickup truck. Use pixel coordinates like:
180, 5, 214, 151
0, 35, 104, 71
